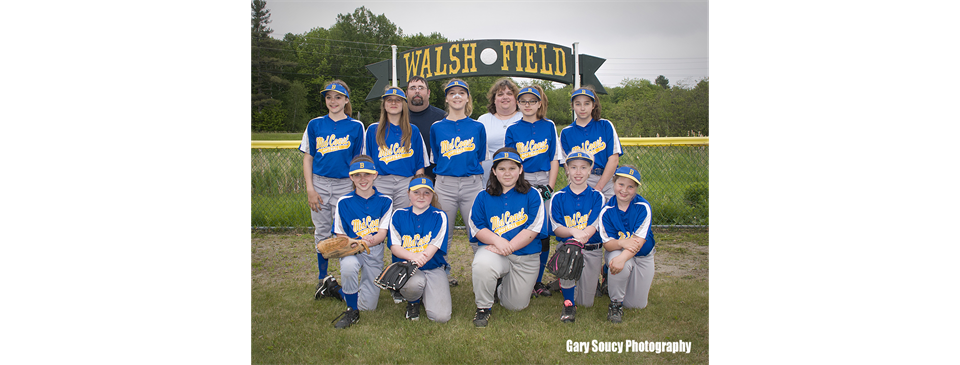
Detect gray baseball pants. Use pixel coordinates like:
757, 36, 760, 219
472, 248, 540, 310
558, 247, 604, 307
339, 244, 385, 311
400, 267, 452, 322
605, 249, 656, 309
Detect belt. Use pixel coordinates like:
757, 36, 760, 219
582, 243, 603, 251
591, 167, 604, 176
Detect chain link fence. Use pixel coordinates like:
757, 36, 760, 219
252, 138, 708, 230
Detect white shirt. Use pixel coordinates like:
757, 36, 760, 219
477, 111, 522, 186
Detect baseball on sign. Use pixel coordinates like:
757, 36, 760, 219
480, 48, 497, 65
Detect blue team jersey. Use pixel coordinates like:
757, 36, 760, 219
558, 118, 623, 171
364, 122, 429, 177
468, 187, 544, 256
388, 206, 449, 271
299, 115, 366, 179
598, 194, 656, 257
429, 117, 486, 176
333, 188, 394, 240
549, 185, 605, 244
503, 119, 561, 173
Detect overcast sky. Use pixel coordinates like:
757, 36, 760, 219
263, 0, 709, 88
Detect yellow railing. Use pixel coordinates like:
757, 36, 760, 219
251, 137, 708, 149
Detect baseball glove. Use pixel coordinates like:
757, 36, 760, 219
375, 261, 418, 291
532, 184, 553, 201
546, 239, 585, 280
316, 236, 370, 259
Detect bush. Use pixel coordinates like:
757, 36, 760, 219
683, 182, 708, 207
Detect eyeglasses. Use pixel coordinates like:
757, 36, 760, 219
518, 100, 540, 106
407, 86, 427, 91
384, 98, 404, 104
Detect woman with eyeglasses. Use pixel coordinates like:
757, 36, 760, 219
503, 85, 561, 299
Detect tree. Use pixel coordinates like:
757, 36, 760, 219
656, 75, 669, 89
252, 0, 298, 130
251, 0, 272, 39
327, 7, 405, 123
284, 81, 309, 132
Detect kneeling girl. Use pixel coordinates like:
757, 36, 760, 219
468, 147, 545, 327
388, 176, 452, 323
330, 156, 393, 329
549, 151, 606, 322
599, 166, 656, 323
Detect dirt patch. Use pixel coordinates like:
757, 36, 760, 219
652, 228, 709, 281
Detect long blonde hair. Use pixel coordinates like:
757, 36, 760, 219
377, 86, 413, 150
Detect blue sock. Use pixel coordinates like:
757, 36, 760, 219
537, 250, 549, 283
562, 287, 575, 306
343, 289, 358, 310
317, 253, 328, 280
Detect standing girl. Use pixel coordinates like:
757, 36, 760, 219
388, 175, 452, 323
429, 79, 487, 252
598, 166, 656, 323
503, 85, 561, 297
558, 86, 623, 201
299, 80, 366, 301
468, 147, 545, 327
365, 86, 429, 210
548, 151, 606, 322
329, 156, 393, 329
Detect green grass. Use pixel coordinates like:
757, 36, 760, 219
252, 228, 708, 364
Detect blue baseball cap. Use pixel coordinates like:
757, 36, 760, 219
493, 151, 523, 165
517, 86, 541, 100
382, 87, 407, 101
614, 166, 642, 185
349, 161, 377, 175
321, 83, 350, 99
444, 80, 470, 95
565, 151, 594, 166
570, 88, 596, 102
409, 177, 434, 192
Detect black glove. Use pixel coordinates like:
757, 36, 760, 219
546, 240, 585, 280
375, 261, 419, 290
532, 184, 553, 201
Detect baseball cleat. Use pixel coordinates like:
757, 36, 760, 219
532, 282, 552, 297
608, 301, 623, 323
391, 289, 405, 304
405, 302, 420, 321
448, 277, 459, 287
473, 307, 492, 327
561, 300, 576, 323
315, 275, 339, 300
333, 308, 359, 329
